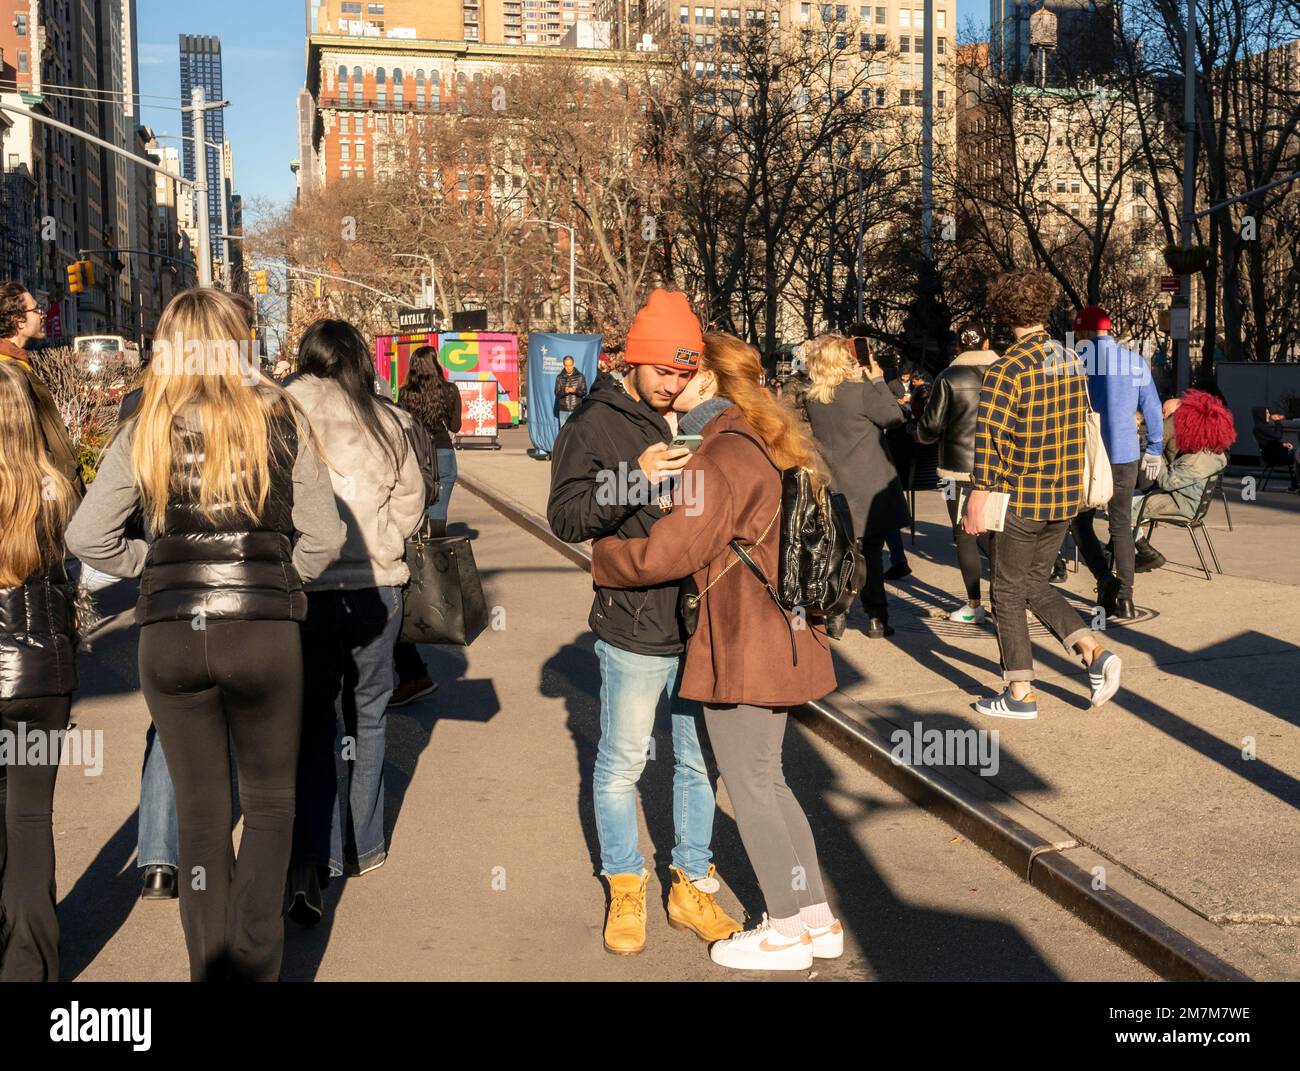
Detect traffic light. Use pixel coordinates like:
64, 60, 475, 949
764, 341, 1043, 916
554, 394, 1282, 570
254, 269, 268, 295
81, 259, 95, 288
66, 261, 84, 294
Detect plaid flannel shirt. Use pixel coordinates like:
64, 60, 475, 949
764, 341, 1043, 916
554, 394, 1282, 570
971, 329, 1089, 522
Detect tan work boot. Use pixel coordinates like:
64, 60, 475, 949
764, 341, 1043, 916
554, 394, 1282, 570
603, 871, 648, 955
666, 864, 742, 942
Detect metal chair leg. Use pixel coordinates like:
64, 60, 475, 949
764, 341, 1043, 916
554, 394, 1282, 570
1188, 527, 1212, 581
1220, 484, 1233, 531
1199, 523, 1222, 574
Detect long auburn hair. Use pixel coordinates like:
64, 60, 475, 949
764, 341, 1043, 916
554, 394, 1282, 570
803, 334, 861, 405
702, 332, 828, 486
0, 362, 77, 585
129, 288, 296, 531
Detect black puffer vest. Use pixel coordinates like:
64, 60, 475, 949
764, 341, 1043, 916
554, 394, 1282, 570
136, 409, 306, 626
0, 563, 78, 699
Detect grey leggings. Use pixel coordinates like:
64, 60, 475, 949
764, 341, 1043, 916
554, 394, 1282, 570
703, 704, 826, 919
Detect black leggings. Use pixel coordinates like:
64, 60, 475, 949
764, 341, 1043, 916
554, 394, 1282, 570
0, 695, 71, 982
139, 619, 302, 982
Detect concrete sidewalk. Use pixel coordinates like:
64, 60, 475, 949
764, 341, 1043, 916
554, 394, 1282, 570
460, 427, 1300, 979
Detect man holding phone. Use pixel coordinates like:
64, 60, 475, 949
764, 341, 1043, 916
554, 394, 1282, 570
547, 289, 740, 956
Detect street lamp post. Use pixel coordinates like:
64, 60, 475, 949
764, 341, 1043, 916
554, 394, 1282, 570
393, 252, 440, 325
1176, 0, 1197, 393
523, 218, 576, 333
154, 132, 232, 287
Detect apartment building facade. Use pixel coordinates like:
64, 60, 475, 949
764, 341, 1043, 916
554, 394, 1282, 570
307, 0, 599, 47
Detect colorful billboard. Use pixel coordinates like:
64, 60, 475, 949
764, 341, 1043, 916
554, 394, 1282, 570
375, 331, 520, 427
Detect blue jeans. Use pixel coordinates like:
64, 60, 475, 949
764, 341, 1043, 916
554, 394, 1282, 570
294, 586, 403, 877
558, 409, 572, 429
592, 639, 715, 879
137, 724, 179, 868
427, 447, 458, 526
884, 527, 907, 567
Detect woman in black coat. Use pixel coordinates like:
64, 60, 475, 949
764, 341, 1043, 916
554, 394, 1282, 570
0, 362, 80, 981
803, 335, 909, 638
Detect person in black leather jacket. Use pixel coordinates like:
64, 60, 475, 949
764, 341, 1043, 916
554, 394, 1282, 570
913, 325, 1000, 623
66, 289, 345, 982
0, 361, 80, 981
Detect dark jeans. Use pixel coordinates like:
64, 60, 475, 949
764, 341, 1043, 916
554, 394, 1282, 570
0, 695, 71, 982
294, 587, 403, 877
989, 510, 1093, 683
860, 533, 887, 620
1073, 460, 1140, 600
884, 527, 907, 568
945, 483, 990, 602
703, 704, 826, 920
139, 619, 302, 982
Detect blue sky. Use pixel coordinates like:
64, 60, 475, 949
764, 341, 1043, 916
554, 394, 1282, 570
134, 1, 987, 214
135, 0, 306, 218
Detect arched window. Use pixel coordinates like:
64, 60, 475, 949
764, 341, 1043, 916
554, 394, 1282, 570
457, 71, 468, 112
430, 69, 441, 111
376, 67, 387, 106
352, 66, 363, 105
337, 65, 347, 99
393, 67, 404, 106
415, 69, 426, 107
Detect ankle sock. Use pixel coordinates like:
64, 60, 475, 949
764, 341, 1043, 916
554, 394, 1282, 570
769, 913, 806, 939
799, 902, 834, 929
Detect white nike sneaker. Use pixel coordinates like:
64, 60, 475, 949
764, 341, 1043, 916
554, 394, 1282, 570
808, 919, 844, 959
709, 916, 814, 971
948, 605, 987, 624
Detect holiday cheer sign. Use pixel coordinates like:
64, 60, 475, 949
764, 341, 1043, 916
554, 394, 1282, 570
455, 378, 500, 444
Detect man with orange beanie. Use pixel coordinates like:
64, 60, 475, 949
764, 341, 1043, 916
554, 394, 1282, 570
547, 288, 741, 955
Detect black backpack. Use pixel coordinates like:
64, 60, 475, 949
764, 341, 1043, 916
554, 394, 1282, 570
682, 429, 864, 664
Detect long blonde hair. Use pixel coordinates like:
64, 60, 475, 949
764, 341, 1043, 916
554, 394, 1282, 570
701, 332, 828, 486
803, 334, 863, 405
0, 362, 77, 586
129, 288, 294, 531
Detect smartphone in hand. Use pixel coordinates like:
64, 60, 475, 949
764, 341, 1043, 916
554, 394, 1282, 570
670, 434, 703, 454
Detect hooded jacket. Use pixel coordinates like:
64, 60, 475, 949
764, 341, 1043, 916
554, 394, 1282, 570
547, 378, 683, 657
286, 374, 426, 590
913, 350, 999, 482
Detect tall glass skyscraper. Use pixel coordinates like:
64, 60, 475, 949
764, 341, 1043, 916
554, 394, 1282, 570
179, 34, 225, 265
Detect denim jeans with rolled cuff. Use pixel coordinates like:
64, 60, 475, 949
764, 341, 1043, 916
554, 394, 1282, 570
989, 509, 1093, 683
592, 639, 715, 880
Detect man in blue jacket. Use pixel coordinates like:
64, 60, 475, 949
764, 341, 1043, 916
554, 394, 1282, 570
1070, 306, 1163, 621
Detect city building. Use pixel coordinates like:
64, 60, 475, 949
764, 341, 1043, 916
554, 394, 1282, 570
989, 0, 1116, 86
179, 33, 227, 268
307, 0, 600, 47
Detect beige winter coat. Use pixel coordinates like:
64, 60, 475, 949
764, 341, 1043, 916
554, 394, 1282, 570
287, 374, 426, 590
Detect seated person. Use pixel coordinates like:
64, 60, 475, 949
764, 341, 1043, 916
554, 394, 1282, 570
1252, 405, 1298, 491
1133, 390, 1235, 570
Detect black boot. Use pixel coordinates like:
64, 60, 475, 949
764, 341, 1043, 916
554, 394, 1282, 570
1049, 557, 1068, 584
1134, 537, 1165, 573
866, 617, 894, 639
1097, 574, 1120, 616
140, 864, 178, 901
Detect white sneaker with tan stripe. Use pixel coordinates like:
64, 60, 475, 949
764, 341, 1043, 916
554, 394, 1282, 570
709, 916, 814, 971
808, 919, 844, 959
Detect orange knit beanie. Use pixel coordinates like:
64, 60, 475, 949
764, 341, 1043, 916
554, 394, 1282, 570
624, 289, 703, 369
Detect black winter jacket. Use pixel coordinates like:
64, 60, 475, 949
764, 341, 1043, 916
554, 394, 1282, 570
0, 564, 78, 699
913, 350, 999, 481
547, 380, 683, 656
555, 370, 589, 413
134, 410, 305, 626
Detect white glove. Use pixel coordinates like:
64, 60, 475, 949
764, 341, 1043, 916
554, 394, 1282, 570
1140, 453, 1162, 481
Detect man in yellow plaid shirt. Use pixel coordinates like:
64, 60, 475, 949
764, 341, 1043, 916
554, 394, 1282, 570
963, 270, 1122, 720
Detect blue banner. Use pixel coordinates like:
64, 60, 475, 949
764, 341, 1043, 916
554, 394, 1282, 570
527, 332, 602, 455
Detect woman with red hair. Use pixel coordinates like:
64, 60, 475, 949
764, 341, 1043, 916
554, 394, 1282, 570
1133, 390, 1236, 570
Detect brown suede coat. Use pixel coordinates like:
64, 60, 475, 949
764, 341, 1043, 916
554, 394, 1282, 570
592, 406, 837, 708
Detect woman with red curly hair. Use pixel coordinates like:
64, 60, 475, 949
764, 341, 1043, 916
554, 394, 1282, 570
1133, 390, 1236, 570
